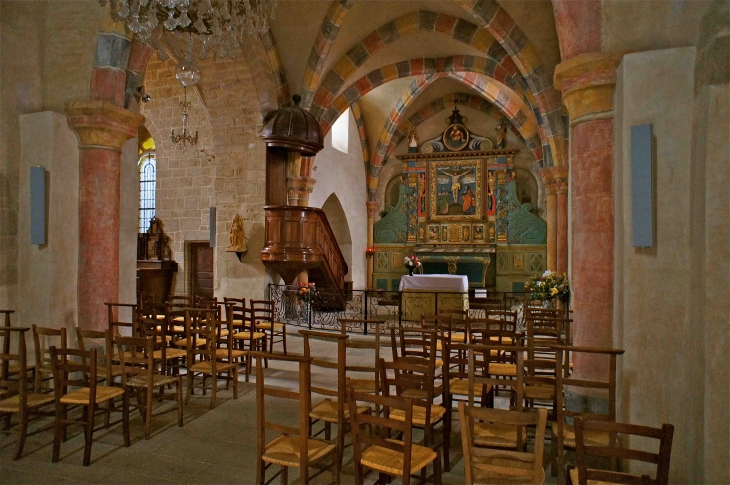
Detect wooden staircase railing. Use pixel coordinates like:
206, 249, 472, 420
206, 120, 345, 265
261, 206, 348, 294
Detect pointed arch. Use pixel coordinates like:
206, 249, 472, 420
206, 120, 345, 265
321, 192, 353, 281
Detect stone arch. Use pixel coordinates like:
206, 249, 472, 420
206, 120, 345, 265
308, 10, 526, 119
300, 0, 358, 108
349, 100, 371, 183
455, 0, 566, 166
321, 192, 353, 279
318, 55, 536, 136
365, 70, 541, 199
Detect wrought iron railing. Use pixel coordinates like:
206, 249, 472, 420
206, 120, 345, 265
266, 284, 539, 334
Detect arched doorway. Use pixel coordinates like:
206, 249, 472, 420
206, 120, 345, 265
321, 193, 352, 285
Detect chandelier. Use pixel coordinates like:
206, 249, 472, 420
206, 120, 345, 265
170, 59, 200, 151
100, 0, 277, 59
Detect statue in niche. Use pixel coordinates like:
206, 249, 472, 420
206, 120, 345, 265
495, 121, 507, 149
226, 214, 248, 253
408, 128, 419, 153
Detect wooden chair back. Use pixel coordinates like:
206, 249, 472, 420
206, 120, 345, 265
223, 297, 246, 328
389, 327, 438, 366
166, 295, 193, 309
105, 302, 138, 338
347, 388, 415, 480
75, 328, 115, 383
115, 335, 155, 386
462, 343, 525, 408
525, 316, 570, 378
301, 329, 349, 399
574, 418, 674, 485
0, 327, 30, 399
49, 347, 96, 398
1, 310, 13, 328
250, 301, 274, 331
337, 319, 382, 393
378, 356, 436, 444
252, 352, 313, 479
184, 308, 220, 367
459, 403, 547, 485
32, 324, 67, 379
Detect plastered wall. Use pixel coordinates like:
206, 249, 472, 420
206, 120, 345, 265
614, 47, 729, 483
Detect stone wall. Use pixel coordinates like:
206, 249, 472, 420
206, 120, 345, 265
141, 55, 269, 301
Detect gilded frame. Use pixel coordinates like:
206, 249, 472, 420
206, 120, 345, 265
429, 159, 482, 221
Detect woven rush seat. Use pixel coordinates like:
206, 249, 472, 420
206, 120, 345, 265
473, 422, 519, 448
153, 348, 187, 360
174, 337, 207, 348
171, 316, 185, 323
232, 331, 265, 340
473, 459, 546, 484
360, 439, 437, 476
569, 467, 626, 485
215, 348, 247, 360
7, 363, 36, 375
552, 423, 613, 448
309, 398, 368, 422
256, 321, 285, 331
346, 378, 378, 393
262, 434, 335, 467
489, 336, 517, 344
231, 319, 245, 327
188, 361, 236, 373
523, 385, 554, 400
157, 325, 185, 334
0, 393, 54, 412
60, 385, 124, 405
155, 315, 166, 320
391, 404, 446, 426
449, 378, 491, 396
127, 373, 181, 388
489, 363, 517, 377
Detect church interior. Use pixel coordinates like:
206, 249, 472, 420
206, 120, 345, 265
0, 0, 728, 483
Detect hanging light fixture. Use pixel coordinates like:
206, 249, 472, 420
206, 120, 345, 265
100, 0, 277, 60
170, 58, 201, 152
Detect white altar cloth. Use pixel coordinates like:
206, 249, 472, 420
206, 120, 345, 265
399, 274, 469, 292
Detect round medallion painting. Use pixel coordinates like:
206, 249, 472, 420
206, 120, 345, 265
442, 123, 469, 151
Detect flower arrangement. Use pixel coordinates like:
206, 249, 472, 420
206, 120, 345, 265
523, 270, 570, 301
296, 282, 318, 303
403, 254, 421, 275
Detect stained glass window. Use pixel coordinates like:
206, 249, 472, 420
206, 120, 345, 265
139, 153, 156, 232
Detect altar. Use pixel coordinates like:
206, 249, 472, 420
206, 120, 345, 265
399, 274, 469, 321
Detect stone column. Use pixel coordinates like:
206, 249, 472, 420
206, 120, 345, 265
540, 169, 557, 271
553, 166, 569, 274
554, 53, 622, 378
286, 154, 316, 206
65, 100, 144, 331
366, 201, 377, 290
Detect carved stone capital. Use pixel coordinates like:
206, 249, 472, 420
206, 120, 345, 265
554, 53, 623, 126
65, 100, 145, 151
541, 166, 568, 194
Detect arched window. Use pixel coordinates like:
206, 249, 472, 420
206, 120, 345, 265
138, 153, 156, 232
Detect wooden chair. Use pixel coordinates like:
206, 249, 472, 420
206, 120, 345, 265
105, 302, 138, 338
464, 343, 528, 451
390, 326, 441, 375
571, 418, 674, 485
136, 313, 187, 377
469, 317, 522, 399
379, 356, 449, 472
1, 310, 35, 385
32, 325, 67, 393
338, 318, 382, 394
551, 345, 625, 485
251, 300, 287, 355
230, 305, 266, 381
459, 402, 547, 485
50, 346, 130, 466
75, 328, 123, 387
348, 388, 442, 485
523, 316, 570, 415
115, 335, 183, 439
184, 308, 238, 409
0, 327, 54, 460
212, 304, 246, 387
253, 352, 338, 485
302, 329, 365, 471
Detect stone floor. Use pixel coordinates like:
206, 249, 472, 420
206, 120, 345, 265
0, 333, 558, 484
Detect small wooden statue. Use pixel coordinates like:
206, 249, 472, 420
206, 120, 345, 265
226, 214, 248, 253
495, 122, 507, 149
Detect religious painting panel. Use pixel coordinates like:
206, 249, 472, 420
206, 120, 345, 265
441, 225, 448, 241
427, 224, 440, 242
429, 160, 482, 221
462, 225, 470, 242
473, 224, 485, 241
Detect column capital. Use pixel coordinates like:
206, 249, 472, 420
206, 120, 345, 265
541, 166, 569, 194
366, 201, 378, 217
65, 100, 145, 152
554, 53, 623, 126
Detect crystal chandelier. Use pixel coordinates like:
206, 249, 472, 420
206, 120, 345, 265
100, 0, 277, 59
171, 59, 200, 151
